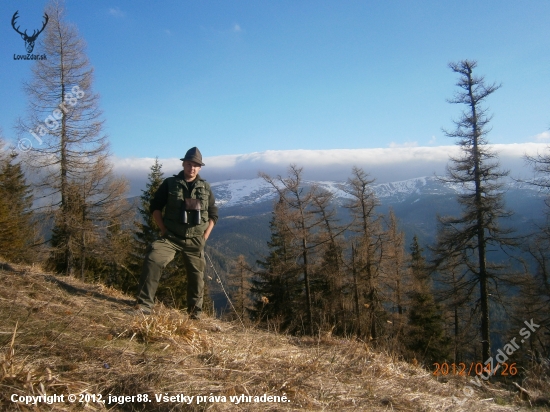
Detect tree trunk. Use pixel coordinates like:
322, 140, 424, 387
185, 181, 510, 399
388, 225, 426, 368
466, 65, 491, 362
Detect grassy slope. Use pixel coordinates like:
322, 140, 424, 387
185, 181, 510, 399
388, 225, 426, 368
0, 262, 547, 411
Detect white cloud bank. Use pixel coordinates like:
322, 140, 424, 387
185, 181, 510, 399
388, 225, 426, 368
113, 143, 549, 197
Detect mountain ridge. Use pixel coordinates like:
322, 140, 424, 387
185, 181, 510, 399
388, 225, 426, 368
211, 175, 544, 209
208, 175, 546, 265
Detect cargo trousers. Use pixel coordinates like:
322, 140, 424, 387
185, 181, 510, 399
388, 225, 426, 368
137, 235, 205, 317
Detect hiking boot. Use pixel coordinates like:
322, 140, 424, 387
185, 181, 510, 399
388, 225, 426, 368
189, 312, 201, 320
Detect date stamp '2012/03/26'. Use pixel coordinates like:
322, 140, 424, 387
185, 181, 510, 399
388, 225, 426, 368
433, 318, 541, 378
433, 361, 518, 377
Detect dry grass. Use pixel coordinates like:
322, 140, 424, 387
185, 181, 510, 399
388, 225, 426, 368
0, 261, 548, 411
128, 306, 207, 349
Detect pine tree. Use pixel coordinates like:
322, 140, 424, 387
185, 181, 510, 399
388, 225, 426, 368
45, 156, 131, 280
432, 250, 479, 363
227, 254, 251, 322
0, 147, 36, 263
93, 215, 135, 287
127, 157, 165, 279
48, 182, 84, 273
406, 235, 449, 365
250, 198, 301, 331
260, 166, 326, 335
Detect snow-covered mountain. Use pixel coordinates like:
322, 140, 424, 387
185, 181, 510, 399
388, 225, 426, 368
211, 176, 543, 208
208, 175, 546, 266
211, 178, 275, 207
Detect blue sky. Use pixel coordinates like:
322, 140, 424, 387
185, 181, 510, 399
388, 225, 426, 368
1, 0, 549, 186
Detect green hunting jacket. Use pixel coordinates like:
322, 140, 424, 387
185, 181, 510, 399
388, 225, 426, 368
150, 172, 218, 239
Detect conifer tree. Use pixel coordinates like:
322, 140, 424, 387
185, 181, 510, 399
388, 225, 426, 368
507, 267, 549, 362
0, 147, 36, 263
227, 254, 251, 322
349, 242, 363, 336
406, 235, 449, 365
433, 251, 478, 363
93, 214, 134, 287
522, 148, 550, 357
260, 166, 326, 335
48, 182, 84, 273
381, 210, 410, 345
344, 167, 385, 340
520, 233, 550, 326
431, 60, 515, 361
251, 198, 301, 331
310, 189, 347, 332
46, 156, 131, 280
127, 157, 165, 279
382, 210, 408, 316
18, 2, 129, 276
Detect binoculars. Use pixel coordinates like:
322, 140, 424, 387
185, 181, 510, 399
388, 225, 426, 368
182, 198, 202, 225
182, 209, 201, 225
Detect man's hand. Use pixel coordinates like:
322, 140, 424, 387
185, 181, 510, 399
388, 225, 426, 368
203, 219, 215, 241
152, 210, 167, 237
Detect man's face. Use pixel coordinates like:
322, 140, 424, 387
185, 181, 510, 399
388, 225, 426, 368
183, 160, 201, 181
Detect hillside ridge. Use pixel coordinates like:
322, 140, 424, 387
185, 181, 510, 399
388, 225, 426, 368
1, 261, 543, 411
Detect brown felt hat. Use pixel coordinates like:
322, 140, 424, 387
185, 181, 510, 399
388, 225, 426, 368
180, 147, 205, 166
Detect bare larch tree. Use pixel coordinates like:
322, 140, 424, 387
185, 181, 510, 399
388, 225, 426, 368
18, 2, 130, 276
431, 60, 515, 362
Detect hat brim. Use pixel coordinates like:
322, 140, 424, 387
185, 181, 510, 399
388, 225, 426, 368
180, 158, 205, 166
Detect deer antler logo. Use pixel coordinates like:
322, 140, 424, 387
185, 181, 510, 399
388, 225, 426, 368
11, 11, 49, 54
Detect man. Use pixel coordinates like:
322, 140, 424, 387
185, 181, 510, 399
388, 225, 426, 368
135, 147, 218, 319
